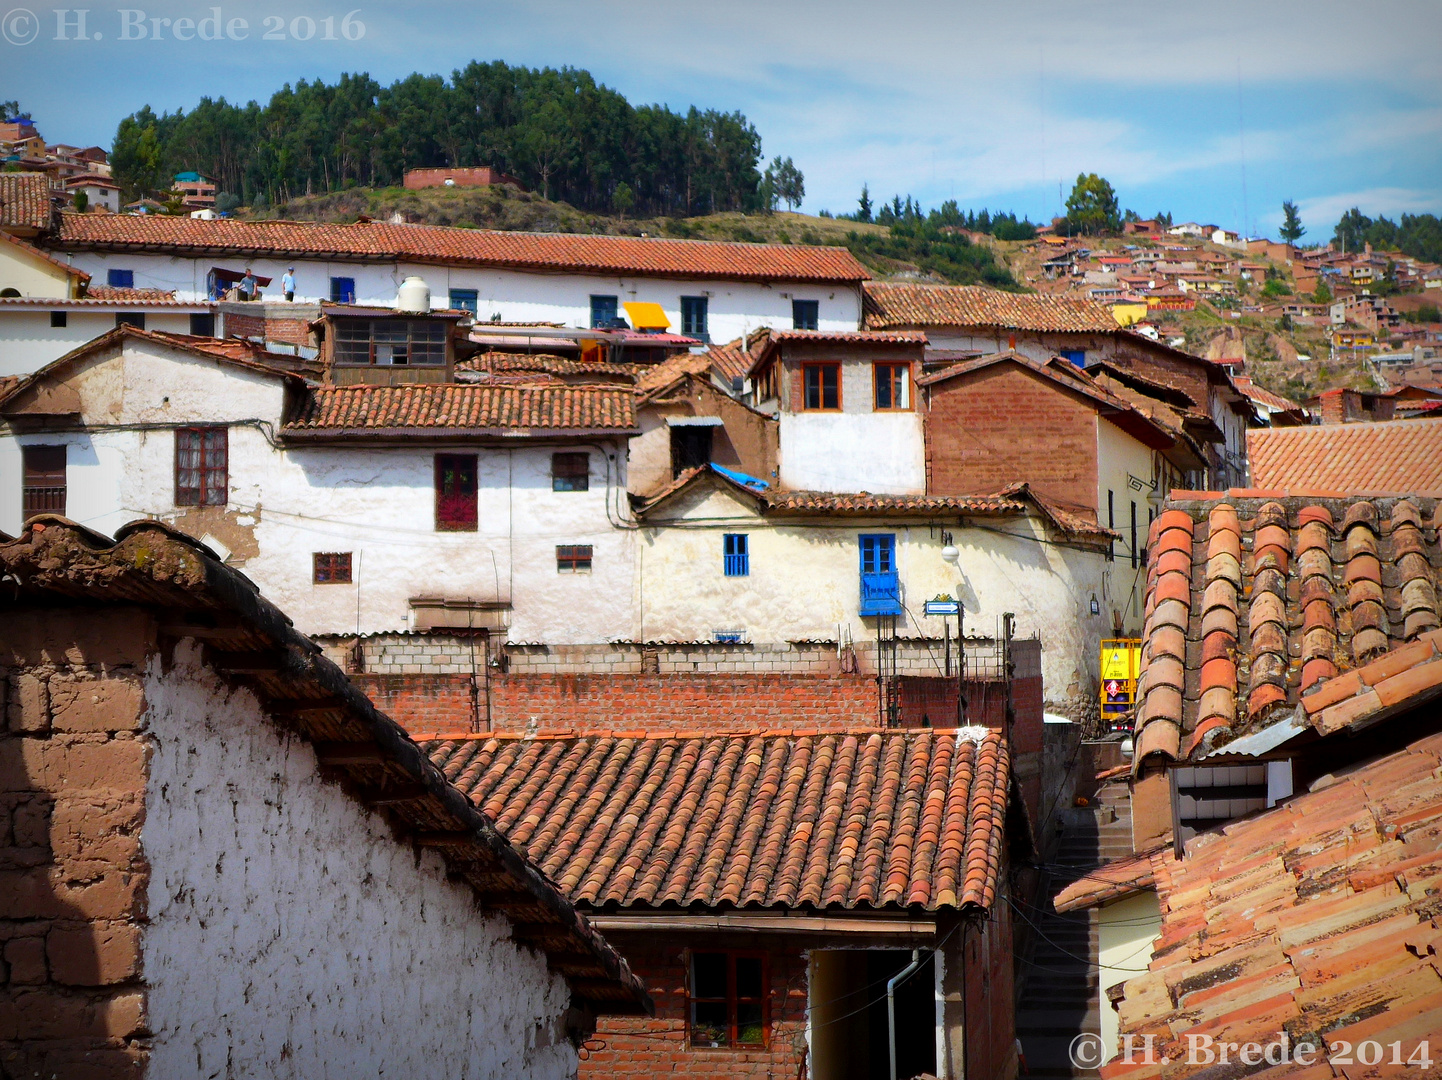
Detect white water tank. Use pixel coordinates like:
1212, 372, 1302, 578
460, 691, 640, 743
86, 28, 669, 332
396, 275, 431, 313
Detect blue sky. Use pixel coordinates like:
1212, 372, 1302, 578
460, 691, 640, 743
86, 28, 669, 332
5, 0, 1440, 237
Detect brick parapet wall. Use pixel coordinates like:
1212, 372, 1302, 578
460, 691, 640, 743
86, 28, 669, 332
318, 633, 1032, 680
0, 609, 155, 1079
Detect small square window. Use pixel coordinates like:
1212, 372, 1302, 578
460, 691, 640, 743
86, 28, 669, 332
116, 312, 145, 330
690, 950, 769, 1048
802, 363, 840, 410
590, 294, 619, 329
723, 533, 749, 577
557, 544, 593, 573
449, 288, 478, 314
50, 311, 67, 328
189, 313, 215, 336
552, 452, 590, 492
791, 299, 819, 330
313, 552, 353, 583
107, 269, 134, 289
330, 276, 356, 304
873, 362, 911, 410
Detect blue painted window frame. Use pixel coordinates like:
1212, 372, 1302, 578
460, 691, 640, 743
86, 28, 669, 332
859, 534, 901, 616
330, 276, 356, 303
723, 533, 749, 577
107, 269, 134, 289
448, 288, 478, 314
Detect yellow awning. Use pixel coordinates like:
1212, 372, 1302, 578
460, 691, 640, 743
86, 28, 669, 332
623, 301, 670, 330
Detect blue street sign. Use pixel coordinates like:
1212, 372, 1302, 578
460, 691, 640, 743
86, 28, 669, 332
923, 599, 961, 616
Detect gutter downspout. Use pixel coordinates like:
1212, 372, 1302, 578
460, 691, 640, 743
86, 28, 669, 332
888, 948, 924, 1080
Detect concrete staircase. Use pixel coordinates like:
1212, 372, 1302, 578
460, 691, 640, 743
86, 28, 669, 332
1015, 783, 1132, 1079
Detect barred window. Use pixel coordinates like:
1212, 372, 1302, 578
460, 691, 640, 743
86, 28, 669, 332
556, 545, 593, 573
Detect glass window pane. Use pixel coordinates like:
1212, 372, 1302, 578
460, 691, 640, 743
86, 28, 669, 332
691, 1001, 729, 1046
736, 1001, 765, 1045
692, 952, 728, 999
734, 955, 763, 998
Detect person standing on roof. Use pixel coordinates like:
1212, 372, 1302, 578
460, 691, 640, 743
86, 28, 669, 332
282, 267, 296, 302
239, 268, 257, 302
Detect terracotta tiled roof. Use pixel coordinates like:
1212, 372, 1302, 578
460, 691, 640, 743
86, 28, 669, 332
634, 351, 713, 395
863, 282, 1116, 333
1052, 848, 1164, 913
284, 384, 638, 435
1248, 419, 1442, 494
50, 214, 870, 283
0, 517, 650, 1016
767, 329, 928, 345
633, 464, 1027, 519
456, 351, 636, 381
765, 489, 1025, 517
1101, 731, 1442, 1078
423, 728, 1011, 911
1301, 630, 1442, 737
1231, 375, 1302, 413
0, 173, 53, 233
83, 284, 176, 301
1132, 494, 1442, 768
705, 338, 754, 384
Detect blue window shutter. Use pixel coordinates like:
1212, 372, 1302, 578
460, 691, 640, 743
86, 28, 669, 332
859, 534, 900, 615
723, 533, 749, 577
331, 277, 356, 303
107, 269, 134, 289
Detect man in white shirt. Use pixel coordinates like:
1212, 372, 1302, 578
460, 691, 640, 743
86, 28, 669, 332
282, 267, 296, 302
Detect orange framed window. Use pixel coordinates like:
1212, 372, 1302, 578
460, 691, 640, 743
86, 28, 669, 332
873, 362, 911, 410
689, 950, 769, 1049
802, 363, 841, 410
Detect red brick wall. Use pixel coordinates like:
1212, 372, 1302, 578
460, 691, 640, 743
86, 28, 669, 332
964, 897, 1018, 1080
403, 166, 521, 190
0, 608, 155, 1079
925, 362, 1100, 517
581, 934, 808, 1080
353, 674, 478, 733
222, 310, 312, 346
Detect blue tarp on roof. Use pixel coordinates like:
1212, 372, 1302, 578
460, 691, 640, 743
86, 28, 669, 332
712, 463, 768, 490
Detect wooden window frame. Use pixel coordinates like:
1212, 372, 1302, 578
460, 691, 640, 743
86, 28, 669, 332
551, 452, 590, 492
312, 552, 353, 584
435, 453, 479, 532
687, 949, 770, 1050
21, 444, 66, 519
802, 362, 841, 411
680, 295, 709, 340
174, 427, 228, 507
791, 298, 819, 330
872, 362, 912, 411
556, 544, 593, 573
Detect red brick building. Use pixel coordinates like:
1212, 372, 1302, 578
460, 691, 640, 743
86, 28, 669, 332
426, 726, 1027, 1080
403, 166, 525, 191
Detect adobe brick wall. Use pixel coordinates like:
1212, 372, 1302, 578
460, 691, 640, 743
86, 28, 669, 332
580, 934, 808, 1080
403, 166, 522, 190
924, 362, 1100, 517
0, 608, 156, 1079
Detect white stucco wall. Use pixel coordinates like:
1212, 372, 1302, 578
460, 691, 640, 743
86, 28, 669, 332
60, 250, 863, 342
0, 243, 75, 298
0, 309, 199, 376
1097, 892, 1161, 1064
0, 338, 636, 641
637, 483, 1110, 708
776, 356, 926, 494
1095, 420, 1158, 635
141, 643, 578, 1079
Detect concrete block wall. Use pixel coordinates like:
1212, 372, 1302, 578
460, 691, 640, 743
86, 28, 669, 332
0, 609, 154, 1079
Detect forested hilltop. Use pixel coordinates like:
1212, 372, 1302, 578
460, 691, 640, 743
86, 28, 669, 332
110, 61, 767, 216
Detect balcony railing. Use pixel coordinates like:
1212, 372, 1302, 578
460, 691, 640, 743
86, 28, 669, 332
859, 571, 902, 617
22, 486, 66, 519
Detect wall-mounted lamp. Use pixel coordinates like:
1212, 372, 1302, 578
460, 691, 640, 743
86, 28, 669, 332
941, 544, 959, 566
1089, 594, 1101, 615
